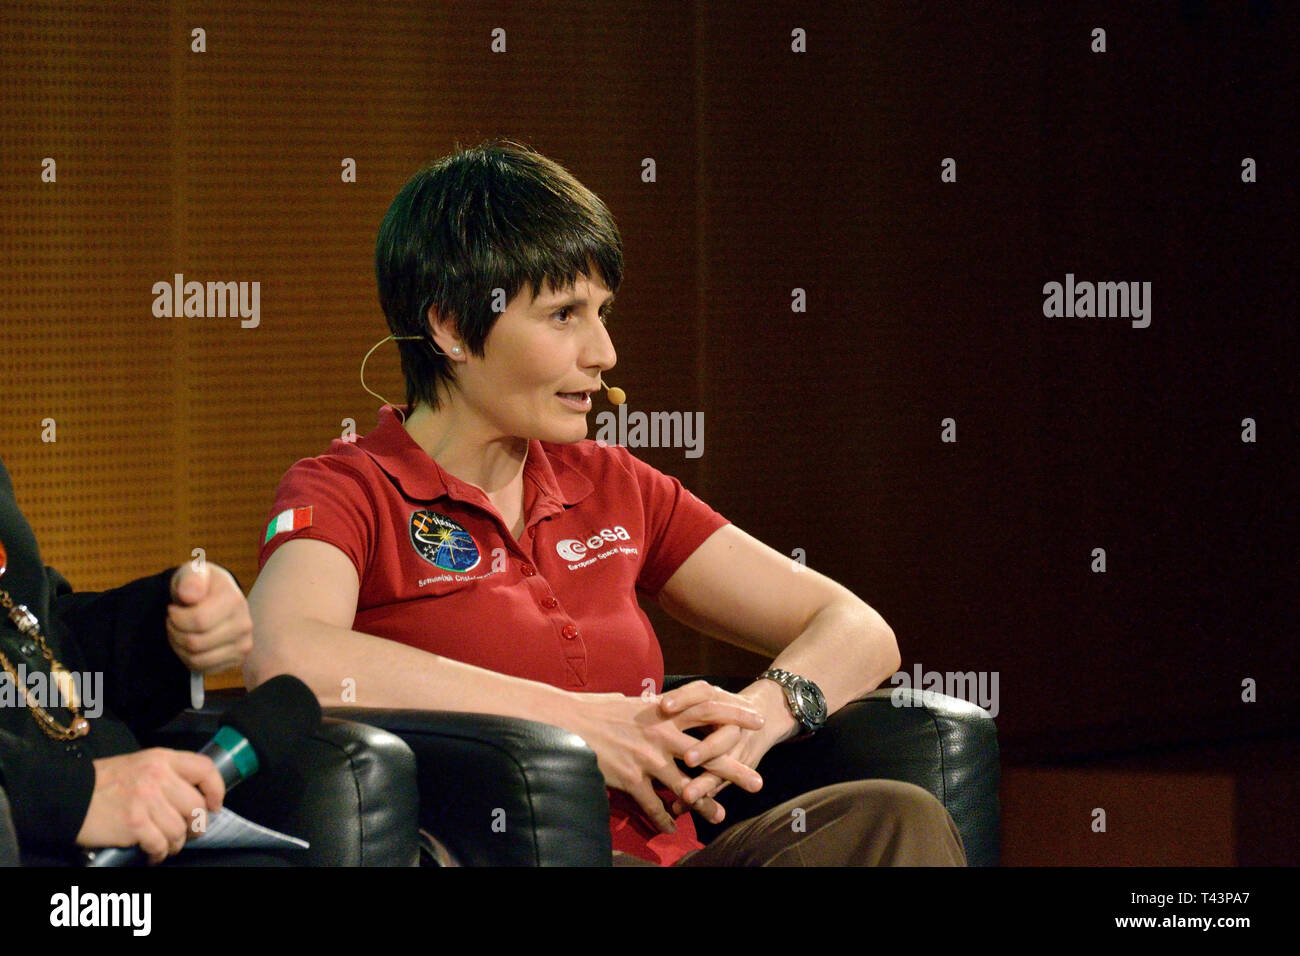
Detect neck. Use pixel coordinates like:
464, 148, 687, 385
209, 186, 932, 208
401, 401, 529, 495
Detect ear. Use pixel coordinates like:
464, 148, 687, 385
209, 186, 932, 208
425, 303, 463, 357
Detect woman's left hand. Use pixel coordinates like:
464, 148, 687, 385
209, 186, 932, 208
658, 679, 796, 822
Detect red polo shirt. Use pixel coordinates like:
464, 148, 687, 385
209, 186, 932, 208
258, 405, 730, 865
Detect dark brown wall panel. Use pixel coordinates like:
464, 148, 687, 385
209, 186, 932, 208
1, 2, 1293, 771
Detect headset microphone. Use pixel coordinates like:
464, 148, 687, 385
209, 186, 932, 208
602, 380, 626, 405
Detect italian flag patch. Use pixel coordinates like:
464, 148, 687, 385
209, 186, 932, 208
265, 506, 313, 543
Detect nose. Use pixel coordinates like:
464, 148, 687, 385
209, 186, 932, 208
583, 314, 617, 376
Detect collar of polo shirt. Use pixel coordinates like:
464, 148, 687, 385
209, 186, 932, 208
353, 405, 594, 511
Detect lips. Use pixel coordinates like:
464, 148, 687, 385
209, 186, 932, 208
556, 391, 593, 410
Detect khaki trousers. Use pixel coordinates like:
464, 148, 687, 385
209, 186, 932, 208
614, 779, 968, 867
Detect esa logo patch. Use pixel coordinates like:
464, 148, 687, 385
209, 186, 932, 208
409, 510, 480, 573
555, 525, 631, 562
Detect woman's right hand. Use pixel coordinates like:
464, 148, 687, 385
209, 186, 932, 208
75, 749, 226, 864
562, 691, 766, 833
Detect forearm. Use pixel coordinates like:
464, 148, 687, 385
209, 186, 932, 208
742, 600, 900, 744
245, 619, 580, 730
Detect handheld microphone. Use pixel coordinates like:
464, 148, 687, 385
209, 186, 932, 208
85, 674, 321, 867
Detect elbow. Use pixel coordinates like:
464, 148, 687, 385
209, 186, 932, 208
880, 627, 902, 677
243, 628, 292, 690
243, 627, 339, 710
241, 644, 273, 690
855, 602, 900, 677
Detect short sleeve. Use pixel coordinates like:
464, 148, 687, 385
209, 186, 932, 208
258, 457, 375, 580
623, 450, 730, 599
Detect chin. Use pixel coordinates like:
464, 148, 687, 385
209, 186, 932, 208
559, 423, 590, 443
544, 418, 589, 444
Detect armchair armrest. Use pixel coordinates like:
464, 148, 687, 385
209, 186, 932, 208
667, 676, 1002, 866
327, 708, 612, 866
148, 703, 420, 866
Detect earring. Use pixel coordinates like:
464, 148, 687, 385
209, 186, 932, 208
452, 346, 462, 355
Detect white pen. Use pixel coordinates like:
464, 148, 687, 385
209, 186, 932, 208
190, 671, 204, 710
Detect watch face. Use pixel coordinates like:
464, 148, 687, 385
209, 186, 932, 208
795, 680, 828, 724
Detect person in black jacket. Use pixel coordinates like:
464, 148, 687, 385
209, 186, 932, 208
0, 456, 254, 865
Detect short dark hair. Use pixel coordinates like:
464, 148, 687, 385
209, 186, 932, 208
375, 139, 624, 411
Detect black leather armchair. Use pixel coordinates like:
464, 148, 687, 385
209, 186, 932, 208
1, 712, 421, 866
329, 678, 1001, 866
327, 709, 612, 866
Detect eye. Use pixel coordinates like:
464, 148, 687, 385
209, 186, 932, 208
551, 306, 613, 326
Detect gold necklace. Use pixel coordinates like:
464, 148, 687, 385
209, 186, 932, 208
0, 538, 90, 740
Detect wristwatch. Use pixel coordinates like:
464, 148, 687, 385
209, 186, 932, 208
758, 668, 828, 736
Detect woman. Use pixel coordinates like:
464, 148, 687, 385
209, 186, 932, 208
246, 140, 965, 866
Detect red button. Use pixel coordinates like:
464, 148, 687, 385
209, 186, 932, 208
541, 596, 558, 609
521, 564, 536, 576
528, 526, 537, 538
561, 624, 579, 640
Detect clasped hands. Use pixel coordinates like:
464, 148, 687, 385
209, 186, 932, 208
574, 679, 785, 835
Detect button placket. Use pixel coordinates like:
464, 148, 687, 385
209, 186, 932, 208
508, 503, 585, 681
